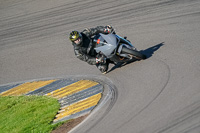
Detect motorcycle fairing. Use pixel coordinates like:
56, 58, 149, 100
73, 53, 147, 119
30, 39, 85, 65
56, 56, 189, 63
94, 33, 119, 58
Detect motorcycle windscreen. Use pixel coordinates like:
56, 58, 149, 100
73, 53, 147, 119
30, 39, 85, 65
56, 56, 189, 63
94, 33, 118, 57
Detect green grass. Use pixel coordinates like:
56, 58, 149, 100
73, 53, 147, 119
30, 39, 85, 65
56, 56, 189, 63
0, 95, 63, 133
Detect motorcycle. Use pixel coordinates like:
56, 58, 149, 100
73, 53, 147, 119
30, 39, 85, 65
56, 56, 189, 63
93, 33, 146, 64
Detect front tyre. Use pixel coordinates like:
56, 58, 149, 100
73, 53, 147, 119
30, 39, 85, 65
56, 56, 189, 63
121, 47, 146, 60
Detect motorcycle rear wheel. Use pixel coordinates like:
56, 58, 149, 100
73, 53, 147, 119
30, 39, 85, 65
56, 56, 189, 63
121, 47, 146, 60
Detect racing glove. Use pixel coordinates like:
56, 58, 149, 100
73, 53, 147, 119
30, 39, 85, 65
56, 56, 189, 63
104, 25, 114, 34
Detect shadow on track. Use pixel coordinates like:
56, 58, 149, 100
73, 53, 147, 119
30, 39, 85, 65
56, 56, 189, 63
141, 42, 164, 59
107, 42, 164, 73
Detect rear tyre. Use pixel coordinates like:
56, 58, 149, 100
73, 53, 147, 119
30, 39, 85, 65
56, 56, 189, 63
121, 47, 146, 60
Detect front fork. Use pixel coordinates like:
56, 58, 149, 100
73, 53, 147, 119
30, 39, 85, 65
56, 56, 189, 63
117, 43, 136, 59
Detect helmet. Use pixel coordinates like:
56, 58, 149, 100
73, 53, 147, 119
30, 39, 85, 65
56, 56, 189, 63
69, 31, 82, 44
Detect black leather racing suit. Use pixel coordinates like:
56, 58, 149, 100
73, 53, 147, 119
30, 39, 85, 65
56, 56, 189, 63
72, 26, 110, 72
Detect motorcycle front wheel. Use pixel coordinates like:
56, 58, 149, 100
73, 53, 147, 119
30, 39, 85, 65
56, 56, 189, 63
121, 47, 146, 60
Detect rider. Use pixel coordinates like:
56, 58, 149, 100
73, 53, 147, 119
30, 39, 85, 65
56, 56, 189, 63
69, 25, 114, 74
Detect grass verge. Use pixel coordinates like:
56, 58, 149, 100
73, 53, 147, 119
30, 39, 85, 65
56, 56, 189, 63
0, 95, 64, 133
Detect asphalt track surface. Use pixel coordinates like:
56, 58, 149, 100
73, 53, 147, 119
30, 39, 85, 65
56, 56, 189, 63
0, 0, 200, 133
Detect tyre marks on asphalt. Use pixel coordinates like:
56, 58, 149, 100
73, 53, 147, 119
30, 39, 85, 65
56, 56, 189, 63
0, 79, 103, 123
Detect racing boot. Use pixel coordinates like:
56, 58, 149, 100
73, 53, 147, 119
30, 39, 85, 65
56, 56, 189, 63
96, 62, 109, 74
